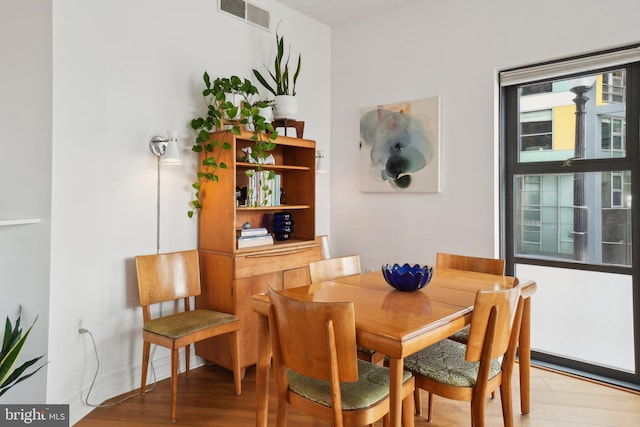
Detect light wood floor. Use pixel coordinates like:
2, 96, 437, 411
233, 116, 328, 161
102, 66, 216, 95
76, 363, 640, 426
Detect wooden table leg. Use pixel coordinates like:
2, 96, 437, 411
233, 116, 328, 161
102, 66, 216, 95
389, 357, 404, 427
256, 313, 271, 427
519, 296, 532, 415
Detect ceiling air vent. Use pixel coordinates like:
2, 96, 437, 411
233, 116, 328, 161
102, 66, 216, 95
219, 0, 270, 31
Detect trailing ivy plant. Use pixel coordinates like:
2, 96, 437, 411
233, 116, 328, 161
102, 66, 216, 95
189, 73, 278, 217
0, 306, 46, 397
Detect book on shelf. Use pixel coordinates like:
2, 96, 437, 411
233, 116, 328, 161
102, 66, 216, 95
237, 227, 269, 237
245, 170, 282, 207
237, 233, 274, 249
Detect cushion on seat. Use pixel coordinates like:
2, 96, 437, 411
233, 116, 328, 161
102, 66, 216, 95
287, 359, 412, 410
144, 309, 238, 339
448, 325, 470, 343
403, 339, 501, 387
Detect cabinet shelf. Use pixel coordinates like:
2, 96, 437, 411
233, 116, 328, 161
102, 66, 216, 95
236, 204, 310, 211
237, 162, 310, 171
0, 218, 41, 227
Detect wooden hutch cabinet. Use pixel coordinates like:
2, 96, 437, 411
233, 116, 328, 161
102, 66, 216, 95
195, 130, 322, 373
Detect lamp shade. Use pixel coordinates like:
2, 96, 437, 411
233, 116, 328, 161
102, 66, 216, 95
161, 139, 182, 165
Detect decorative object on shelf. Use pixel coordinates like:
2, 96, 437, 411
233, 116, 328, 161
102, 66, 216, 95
189, 73, 278, 217
237, 226, 274, 249
360, 96, 441, 193
252, 30, 302, 120
0, 306, 46, 397
272, 119, 304, 138
381, 263, 433, 292
272, 211, 293, 241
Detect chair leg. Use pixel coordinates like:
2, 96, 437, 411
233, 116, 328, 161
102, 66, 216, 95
185, 344, 191, 379
140, 341, 150, 394
414, 388, 422, 416
470, 398, 486, 427
229, 330, 241, 395
170, 348, 179, 422
427, 392, 435, 422
500, 382, 514, 427
402, 391, 415, 427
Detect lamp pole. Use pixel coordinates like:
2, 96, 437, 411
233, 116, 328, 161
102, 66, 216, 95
570, 81, 592, 262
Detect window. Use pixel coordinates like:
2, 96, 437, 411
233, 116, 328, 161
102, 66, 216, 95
500, 46, 640, 389
603, 70, 625, 103
520, 110, 553, 152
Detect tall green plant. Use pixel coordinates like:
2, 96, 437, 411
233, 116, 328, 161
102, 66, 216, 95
0, 307, 46, 397
189, 72, 278, 217
252, 31, 302, 96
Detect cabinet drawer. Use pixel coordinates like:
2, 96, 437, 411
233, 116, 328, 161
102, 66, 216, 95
234, 243, 321, 279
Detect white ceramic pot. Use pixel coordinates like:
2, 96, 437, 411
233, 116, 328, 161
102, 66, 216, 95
273, 95, 298, 120
258, 106, 274, 123
224, 93, 243, 120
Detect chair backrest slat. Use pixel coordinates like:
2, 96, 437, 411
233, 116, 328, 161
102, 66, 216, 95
268, 287, 359, 383
135, 250, 201, 308
308, 255, 361, 284
466, 280, 520, 361
436, 252, 505, 276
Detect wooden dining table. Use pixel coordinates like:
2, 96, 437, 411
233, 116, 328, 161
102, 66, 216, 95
250, 267, 537, 427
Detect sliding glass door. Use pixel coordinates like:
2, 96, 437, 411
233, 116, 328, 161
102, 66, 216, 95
501, 48, 640, 388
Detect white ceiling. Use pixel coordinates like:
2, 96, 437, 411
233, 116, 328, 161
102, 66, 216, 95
275, 0, 415, 27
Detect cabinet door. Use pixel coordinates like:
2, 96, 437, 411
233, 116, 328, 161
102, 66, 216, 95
196, 271, 282, 370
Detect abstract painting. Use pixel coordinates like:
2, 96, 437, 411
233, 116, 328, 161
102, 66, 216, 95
359, 96, 440, 192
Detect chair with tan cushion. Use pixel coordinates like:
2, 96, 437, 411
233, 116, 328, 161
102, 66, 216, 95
404, 282, 523, 426
267, 287, 415, 427
135, 249, 241, 422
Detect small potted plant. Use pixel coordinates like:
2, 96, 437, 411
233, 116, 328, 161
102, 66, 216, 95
0, 307, 46, 397
252, 30, 302, 120
189, 73, 278, 217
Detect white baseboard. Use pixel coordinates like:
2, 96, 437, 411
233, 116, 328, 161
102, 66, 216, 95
69, 350, 205, 425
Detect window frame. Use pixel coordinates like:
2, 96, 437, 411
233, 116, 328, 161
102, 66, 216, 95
500, 49, 640, 389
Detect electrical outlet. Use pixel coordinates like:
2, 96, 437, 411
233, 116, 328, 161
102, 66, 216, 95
77, 319, 86, 335
365, 267, 375, 273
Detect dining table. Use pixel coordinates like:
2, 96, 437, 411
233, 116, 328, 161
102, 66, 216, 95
250, 267, 537, 427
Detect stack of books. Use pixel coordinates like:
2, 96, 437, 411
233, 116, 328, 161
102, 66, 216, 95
237, 227, 274, 249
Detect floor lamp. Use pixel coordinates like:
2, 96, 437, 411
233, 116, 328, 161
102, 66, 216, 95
149, 132, 182, 254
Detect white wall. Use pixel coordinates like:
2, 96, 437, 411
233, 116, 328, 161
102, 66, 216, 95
329, 0, 640, 271
49, 1, 329, 423
0, 0, 52, 404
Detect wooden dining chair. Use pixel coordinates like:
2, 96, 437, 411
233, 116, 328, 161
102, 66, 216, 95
308, 254, 361, 284
135, 249, 242, 422
267, 287, 415, 427
404, 282, 523, 427
308, 255, 383, 365
436, 252, 506, 344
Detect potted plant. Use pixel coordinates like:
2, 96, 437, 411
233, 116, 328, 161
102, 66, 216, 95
1, 307, 46, 397
252, 30, 302, 120
189, 73, 278, 217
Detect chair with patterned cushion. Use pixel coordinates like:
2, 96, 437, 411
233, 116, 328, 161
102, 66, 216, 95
436, 253, 505, 344
404, 282, 523, 426
267, 287, 415, 427
135, 250, 242, 422
308, 255, 383, 365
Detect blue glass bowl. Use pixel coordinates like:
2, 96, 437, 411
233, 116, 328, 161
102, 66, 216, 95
381, 263, 433, 292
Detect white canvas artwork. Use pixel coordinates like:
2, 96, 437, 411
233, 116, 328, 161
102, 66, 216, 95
359, 96, 441, 192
